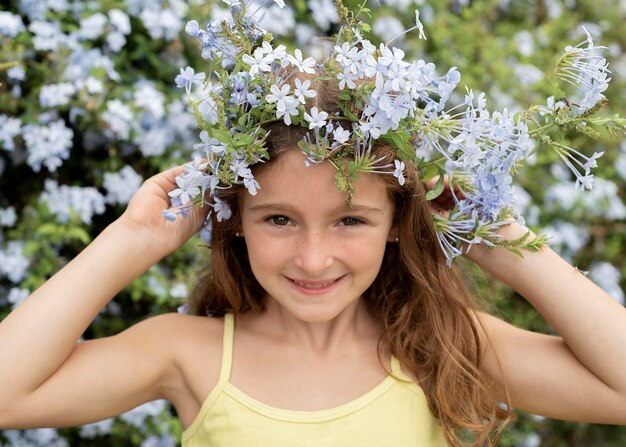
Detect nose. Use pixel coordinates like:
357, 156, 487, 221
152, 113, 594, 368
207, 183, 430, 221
293, 230, 334, 276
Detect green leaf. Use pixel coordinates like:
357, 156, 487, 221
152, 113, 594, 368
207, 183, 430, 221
211, 129, 233, 144
233, 133, 253, 148
338, 91, 352, 101
382, 132, 413, 161
66, 227, 91, 244
36, 223, 59, 237
425, 174, 445, 201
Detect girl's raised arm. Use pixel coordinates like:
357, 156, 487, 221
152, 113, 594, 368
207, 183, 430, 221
468, 223, 626, 424
0, 167, 208, 428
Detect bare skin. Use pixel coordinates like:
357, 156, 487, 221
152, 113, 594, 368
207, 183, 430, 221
1, 156, 626, 433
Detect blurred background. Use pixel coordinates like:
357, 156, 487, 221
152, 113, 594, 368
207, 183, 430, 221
1, 0, 625, 445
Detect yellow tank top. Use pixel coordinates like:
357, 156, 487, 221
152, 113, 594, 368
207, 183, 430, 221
182, 314, 447, 446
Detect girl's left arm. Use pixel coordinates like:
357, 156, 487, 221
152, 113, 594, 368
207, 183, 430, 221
467, 222, 626, 424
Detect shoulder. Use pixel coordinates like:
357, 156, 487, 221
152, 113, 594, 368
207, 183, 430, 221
126, 313, 226, 405
121, 313, 225, 353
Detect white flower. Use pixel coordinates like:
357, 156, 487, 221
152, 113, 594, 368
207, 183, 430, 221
244, 176, 261, 195
332, 125, 350, 144
175, 66, 206, 93
294, 78, 317, 104
393, 159, 406, 186
303, 107, 328, 129
359, 121, 381, 139
287, 49, 316, 74
242, 48, 274, 76
276, 99, 300, 125
337, 71, 358, 90
266, 84, 298, 114
273, 0, 285, 8
260, 42, 288, 65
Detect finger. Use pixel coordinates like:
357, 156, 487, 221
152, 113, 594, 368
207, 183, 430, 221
151, 165, 186, 185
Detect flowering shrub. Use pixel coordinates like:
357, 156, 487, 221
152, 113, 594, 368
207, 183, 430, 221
1, 0, 625, 445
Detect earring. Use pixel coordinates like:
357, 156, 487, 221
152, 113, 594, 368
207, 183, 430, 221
395, 237, 399, 243
235, 232, 241, 237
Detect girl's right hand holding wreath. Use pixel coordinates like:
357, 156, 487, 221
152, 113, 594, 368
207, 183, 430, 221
118, 165, 210, 258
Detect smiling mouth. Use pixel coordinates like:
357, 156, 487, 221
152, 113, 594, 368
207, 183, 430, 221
287, 276, 344, 290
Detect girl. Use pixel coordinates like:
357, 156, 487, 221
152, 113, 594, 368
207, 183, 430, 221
1, 81, 626, 446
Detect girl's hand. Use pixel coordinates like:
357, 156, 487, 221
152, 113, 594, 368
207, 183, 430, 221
425, 176, 458, 218
118, 166, 210, 256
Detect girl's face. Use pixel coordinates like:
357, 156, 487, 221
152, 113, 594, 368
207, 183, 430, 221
240, 150, 397, 323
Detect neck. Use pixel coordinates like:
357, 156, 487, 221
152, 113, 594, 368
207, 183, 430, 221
262, 297, 380, 355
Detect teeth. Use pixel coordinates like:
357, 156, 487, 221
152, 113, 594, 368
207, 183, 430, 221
294, 279, 336, 288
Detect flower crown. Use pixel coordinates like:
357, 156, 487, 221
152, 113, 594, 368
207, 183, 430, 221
164, 0, 622, 265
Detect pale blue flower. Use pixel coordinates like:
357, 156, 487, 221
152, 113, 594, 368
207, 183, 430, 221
23, 120, 73, 172
103, 100, 134, 140
0, 115, 21, 151
79, 419, 114, 438
304, 107, 328, 129
276, 99, 300, 125
244, 176, 261, 195
39, 179, 106, 225
242, 48, 274, 76
337, 71, 358, 90
0, 207, 17, 227
259, 42, 287, 64
7, 65, 25, 82
135, 126, 169, 157
77, 13, 107, 40
334, 42, 359, 68
185, 19, 201, 37
558, 27, 610, 114
294, 78, 317, 104
175, 66, 206, 93
0, 12, 25, 37
139, 6, 186, 41
308, 0, 339, 31
358, 121, 382, 139
589, 262, 625, 305
257, 3, 294, 36
393, 160, 405, 185
199, 216, 213, 243
7, 288, 30, 310
551, 142, 603, 190
213, 198, 232, 221
266, 84, 295, 113
287, 49, 316, 74
39, 83, 76, 108
134, 81, 165, 119
120, 400, 168, 429
373, 16, 405, 43
0, 241, 29, 284
29, 20, 64, 52
195, 130, 227, 155
332, 125, 350, 144
103, 166, 143, 205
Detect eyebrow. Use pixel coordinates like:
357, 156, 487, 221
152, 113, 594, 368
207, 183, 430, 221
248, 203, 385, 215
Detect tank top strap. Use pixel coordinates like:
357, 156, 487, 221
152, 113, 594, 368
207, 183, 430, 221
390, 355, 404, 376
217, 313, 235, 385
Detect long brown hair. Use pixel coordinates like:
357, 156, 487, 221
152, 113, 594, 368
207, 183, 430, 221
190, 73, 514, 446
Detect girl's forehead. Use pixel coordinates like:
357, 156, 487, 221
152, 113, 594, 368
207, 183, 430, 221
245, 151, 392, 211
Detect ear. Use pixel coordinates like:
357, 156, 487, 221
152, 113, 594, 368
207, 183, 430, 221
387, 224, 399, 243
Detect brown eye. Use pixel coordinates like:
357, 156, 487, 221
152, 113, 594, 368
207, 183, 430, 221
269, 215, 290, 226
340, 217, 364, 226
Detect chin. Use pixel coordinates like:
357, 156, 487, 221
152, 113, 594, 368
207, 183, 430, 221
284, 300, 355, 324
